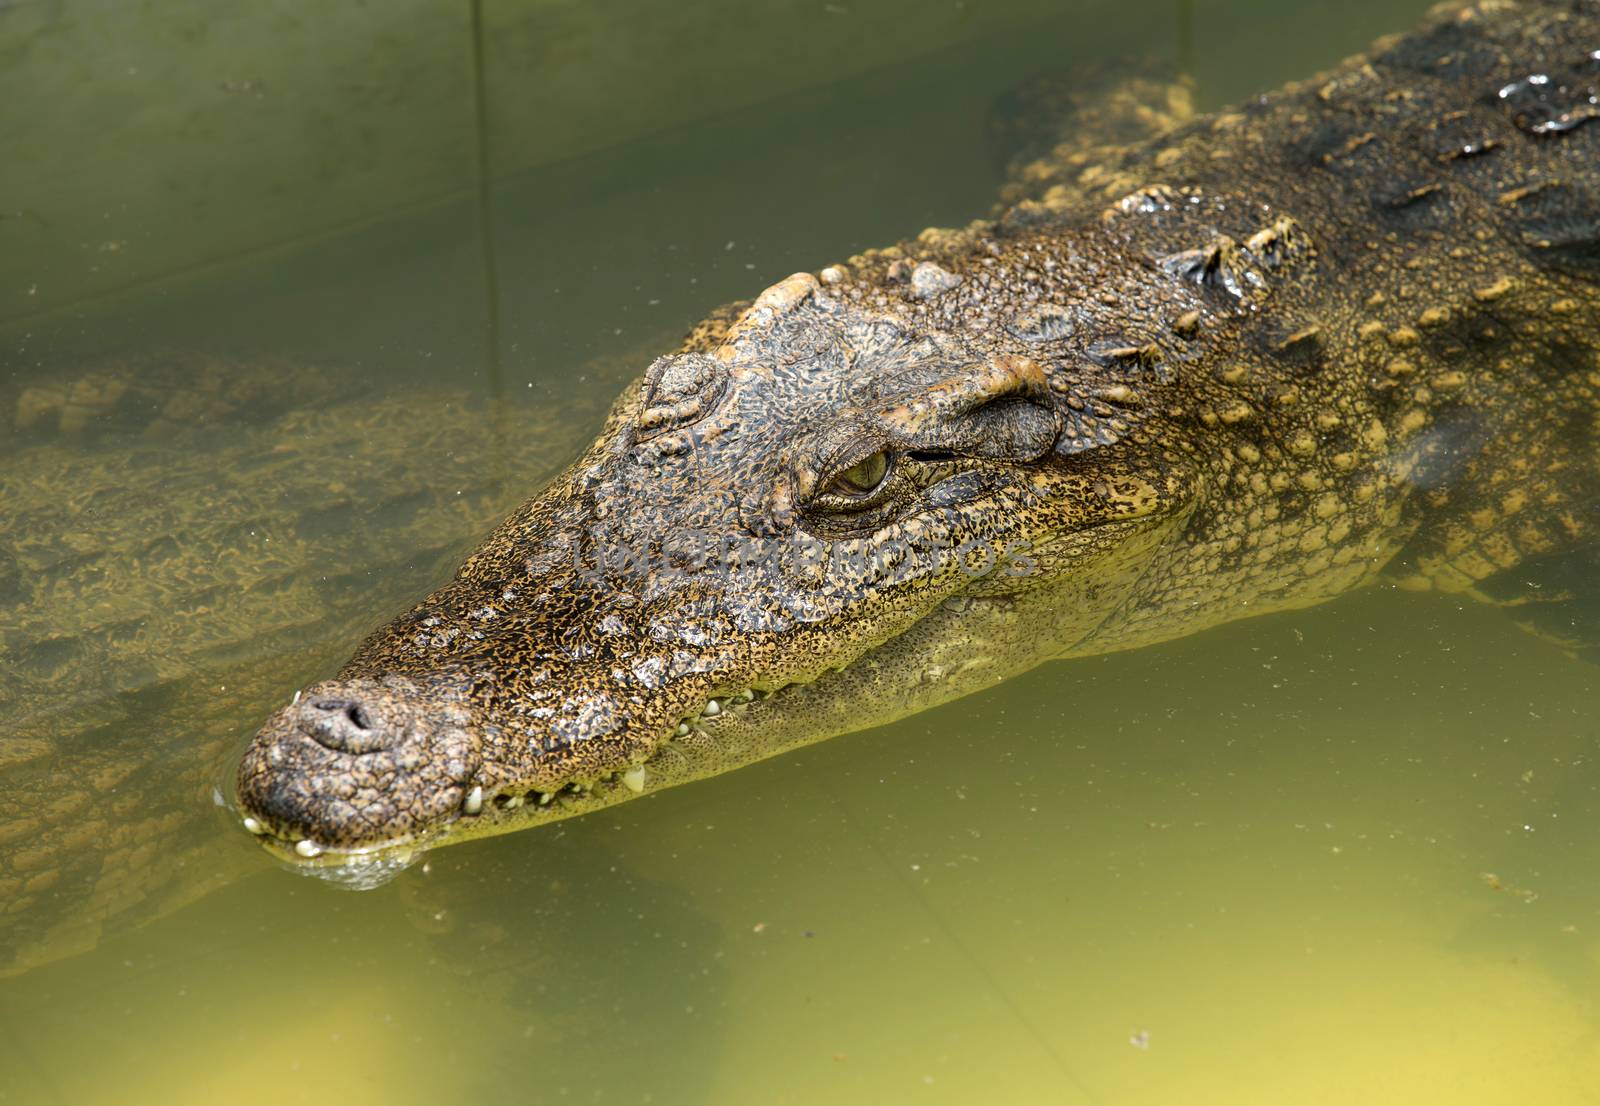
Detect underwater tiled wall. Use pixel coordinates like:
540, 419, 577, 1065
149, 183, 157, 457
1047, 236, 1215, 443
0, 0, 1079, 327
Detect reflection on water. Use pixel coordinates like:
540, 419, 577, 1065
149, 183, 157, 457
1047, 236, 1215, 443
2, 0, 1597, 1103
1, 832, 729, 1106
2, 587, 1595, 1105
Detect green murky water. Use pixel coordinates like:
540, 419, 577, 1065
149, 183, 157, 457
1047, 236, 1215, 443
3, 1, 1598, 1103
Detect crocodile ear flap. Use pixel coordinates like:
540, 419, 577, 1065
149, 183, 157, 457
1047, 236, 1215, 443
876, 355, 1060, 461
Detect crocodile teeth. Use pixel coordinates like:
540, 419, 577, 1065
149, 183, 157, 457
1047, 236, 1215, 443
294, 839, 323, 858
675, 722, 690, 736
462, 785, 484, 815
537, 792, 553, 806
621, 766, 646, 793
503, 795, 523, 809
242, 816, 265, 835
702, 699, 721, 717
734, 688, 755, 702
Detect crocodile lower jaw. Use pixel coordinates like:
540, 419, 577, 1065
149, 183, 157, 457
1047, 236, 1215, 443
234, 665, 841, 883
238, 590, 1003, 885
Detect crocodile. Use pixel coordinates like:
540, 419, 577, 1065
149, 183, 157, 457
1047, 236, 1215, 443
236, 0, 1600, 883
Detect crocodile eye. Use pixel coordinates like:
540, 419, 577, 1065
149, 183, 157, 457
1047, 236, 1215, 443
802, 448, 913, 532
827, 451, 891, 497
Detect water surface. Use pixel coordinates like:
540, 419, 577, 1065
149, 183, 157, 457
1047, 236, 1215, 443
2, 1, 1597, 1103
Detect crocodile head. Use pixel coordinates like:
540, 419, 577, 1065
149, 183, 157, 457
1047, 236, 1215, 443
236, 261, 1198, 883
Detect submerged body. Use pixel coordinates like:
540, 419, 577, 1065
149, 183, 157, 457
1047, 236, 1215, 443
0, 393, 590, 973
237, 1, 1600, 880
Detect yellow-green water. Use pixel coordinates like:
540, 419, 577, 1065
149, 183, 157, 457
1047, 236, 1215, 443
3, 1, 1598, 1103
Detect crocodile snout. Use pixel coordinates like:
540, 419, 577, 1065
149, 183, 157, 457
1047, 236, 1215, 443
236, 675, 481, 854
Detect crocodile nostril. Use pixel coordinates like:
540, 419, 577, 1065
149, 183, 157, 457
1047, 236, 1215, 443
298, 696, 391, 754
314, 699, 371, 731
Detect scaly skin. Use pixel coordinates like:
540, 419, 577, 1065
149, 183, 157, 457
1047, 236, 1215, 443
237, 0, 1600, 883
